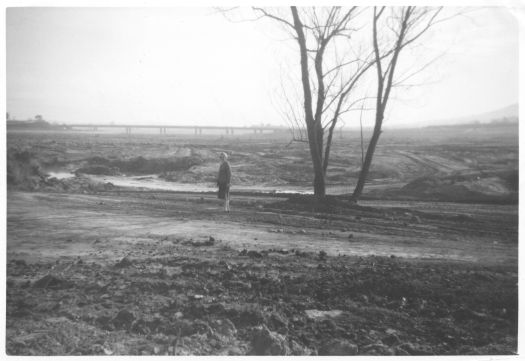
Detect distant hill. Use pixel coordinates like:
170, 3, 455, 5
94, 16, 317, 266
427, 103, 518, 126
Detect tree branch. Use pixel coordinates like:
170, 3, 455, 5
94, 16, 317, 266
253, 7, 295, 29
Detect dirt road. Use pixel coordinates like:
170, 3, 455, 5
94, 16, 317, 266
7, 191, 517, 265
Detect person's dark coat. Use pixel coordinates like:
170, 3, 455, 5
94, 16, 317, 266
217, 161, 231, 199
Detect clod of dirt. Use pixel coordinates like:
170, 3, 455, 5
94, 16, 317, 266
412, 215, 422, 224
35, 301, 60, 313
176, 319, 213, 337
397, 342, 434, 355
382, 329, 401, 346
289, 340, 313, 355
184, 237, 216, 247
267, 248, 290, 255
210, 319, 237, 339
294, 249, 310, 258
319, 339, 359, 356
112, 309, 135, 329
267, 313, 288, 333
227, 307, 265, 328
33, 274, 70, 289
250, 325, 290, 355
13, 259, 27, 267
131, 318, 154, 334
247, 250, 263, 259
114, 256, 133, 268
206, 303, 227, 315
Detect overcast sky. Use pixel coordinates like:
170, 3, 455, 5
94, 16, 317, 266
6, 6, 519, 127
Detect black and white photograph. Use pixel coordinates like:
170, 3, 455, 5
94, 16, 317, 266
4, 1, 521, 356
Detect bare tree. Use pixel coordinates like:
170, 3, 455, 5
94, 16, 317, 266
352, 6, 443, 199
223, 6, 447, 200
254, 7, 376, 199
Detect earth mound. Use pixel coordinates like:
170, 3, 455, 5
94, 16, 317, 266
76, 155, 203, 176
395, 171, 518, 204
7, 149, 49, 190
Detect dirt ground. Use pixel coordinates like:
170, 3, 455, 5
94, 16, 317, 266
5, 128, 519, 355
6, 189, 518, 355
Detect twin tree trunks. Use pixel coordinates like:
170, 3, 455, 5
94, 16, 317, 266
279, 6, 436, 200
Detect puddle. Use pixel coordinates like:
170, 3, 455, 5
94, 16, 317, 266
48, 171, 75, 179
90, 174, 216, 193
305, 309, 344, 319
48, 171, 320, 195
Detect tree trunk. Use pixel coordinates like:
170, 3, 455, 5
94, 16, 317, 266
307, 122, 326, 198
313, 167, 326, 198
352, 115, 383, 199
291, 6, 326, 199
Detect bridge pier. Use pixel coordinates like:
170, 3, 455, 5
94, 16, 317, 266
125, 127, 131, 134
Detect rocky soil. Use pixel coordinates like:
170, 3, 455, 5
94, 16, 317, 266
6, 233, 518, 356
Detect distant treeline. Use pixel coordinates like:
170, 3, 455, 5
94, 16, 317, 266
7, 120, 71, 130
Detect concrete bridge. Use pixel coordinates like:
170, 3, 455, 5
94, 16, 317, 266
70, 124, 287, 135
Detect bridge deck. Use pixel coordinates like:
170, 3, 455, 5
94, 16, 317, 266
72, 124, 285, 131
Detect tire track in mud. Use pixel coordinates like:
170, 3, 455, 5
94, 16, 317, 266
395, 150, 468, 174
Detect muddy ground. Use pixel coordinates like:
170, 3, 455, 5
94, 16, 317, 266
6, 127, 519, 355
6, 190, 518, 355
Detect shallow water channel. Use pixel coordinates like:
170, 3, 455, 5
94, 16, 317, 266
47, 171, 321, 195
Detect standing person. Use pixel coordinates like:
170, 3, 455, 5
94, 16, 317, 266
217, 152, 231, 212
